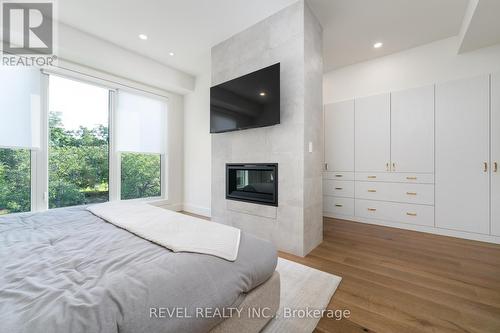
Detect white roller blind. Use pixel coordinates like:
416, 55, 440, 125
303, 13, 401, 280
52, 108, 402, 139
0, 67, 41, 149
116, 90, 166, 154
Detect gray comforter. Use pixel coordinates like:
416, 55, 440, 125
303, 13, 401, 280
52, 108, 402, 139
0, 206, 277, 333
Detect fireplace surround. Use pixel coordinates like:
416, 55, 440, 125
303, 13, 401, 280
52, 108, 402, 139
226, 164, 278, 206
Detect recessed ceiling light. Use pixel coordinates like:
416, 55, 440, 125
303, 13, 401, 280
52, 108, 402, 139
138, 34, 148, 40
169, 52, 175, 56
373, 42, 383, 48
259, 92, 266, 96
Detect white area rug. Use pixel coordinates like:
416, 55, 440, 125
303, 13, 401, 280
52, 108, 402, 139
262, 258, 342, 333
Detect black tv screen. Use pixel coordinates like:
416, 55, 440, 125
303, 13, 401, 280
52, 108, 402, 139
210, 63, 280, 133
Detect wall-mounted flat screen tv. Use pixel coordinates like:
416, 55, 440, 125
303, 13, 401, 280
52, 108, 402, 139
210, 63, 280, 133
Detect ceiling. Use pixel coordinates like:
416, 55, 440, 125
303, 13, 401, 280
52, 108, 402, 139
57, 0, 297, 76
307, 0, 469, 71
458, 0, 500, 53
57, 0, 496, 76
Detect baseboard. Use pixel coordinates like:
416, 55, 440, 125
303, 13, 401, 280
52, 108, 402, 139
324, 212, 500, 245
150, 201, 183, 212
183, 203, 212, 218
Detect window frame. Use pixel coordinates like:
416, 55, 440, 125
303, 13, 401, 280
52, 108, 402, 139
2, 69, 170, 216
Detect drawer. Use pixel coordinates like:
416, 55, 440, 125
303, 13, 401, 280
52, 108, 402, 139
323, 180, 354, 198
355, 182, 434, 205
324, 171, 355, 181
355, 199, 434, 227
324, 197, 354, 216
355, 172, 434, 184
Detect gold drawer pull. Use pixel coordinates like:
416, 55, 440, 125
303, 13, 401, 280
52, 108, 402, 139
335, 174, 343, 178
367, 176, 377, 179
406, 212, 417, 216
335, 204, 343, 207
406, 176, 417, 180
367, 208, 377, 212
494, 162, 498, 173
406, 192, 417, 196
484, 162, 488, 172
335, 187, 343, 190
367, 189, 377, 193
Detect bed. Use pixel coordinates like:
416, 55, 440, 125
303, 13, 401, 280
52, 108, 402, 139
0, 206, 279, 333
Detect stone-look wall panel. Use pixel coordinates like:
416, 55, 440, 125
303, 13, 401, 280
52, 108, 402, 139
303, 2, 324, 254
211, 1, 322, 256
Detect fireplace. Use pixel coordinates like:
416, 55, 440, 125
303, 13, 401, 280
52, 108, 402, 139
226, 164, 278, 206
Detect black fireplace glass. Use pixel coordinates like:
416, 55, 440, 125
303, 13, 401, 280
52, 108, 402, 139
226, 164, 278, 206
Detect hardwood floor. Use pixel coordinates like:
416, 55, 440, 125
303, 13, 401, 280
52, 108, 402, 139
280, 217, 500, 333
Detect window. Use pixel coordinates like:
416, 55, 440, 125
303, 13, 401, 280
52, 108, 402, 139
48, 76, 110, 208
0, 68, 169, 215
0, 67, 40, 214
0, 148, 31, 215
116, 90, 167, 200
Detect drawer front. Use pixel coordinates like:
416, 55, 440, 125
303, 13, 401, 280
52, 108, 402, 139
355, 182, 434, 205
324, 197, 354, 216
355, 172, 434, 184
355, 199, 434, 227
324, 171, 355, 181
323, 180, 354, 198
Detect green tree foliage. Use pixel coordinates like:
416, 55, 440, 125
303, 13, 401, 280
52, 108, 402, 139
121, 153, 161, 200
48, 112, 110, 208
0, 112, 161, 214
0, 148, 31, 215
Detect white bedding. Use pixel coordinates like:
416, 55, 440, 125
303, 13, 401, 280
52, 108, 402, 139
87, 202, 241, 261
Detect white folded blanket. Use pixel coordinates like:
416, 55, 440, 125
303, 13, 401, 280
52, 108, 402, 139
87, 202, 241, 261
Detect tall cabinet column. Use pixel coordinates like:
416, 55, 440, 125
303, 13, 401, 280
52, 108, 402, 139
435, 75, 490, 234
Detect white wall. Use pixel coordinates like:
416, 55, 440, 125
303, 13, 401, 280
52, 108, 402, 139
183, 60, 212, 216
324, 36, 500, 103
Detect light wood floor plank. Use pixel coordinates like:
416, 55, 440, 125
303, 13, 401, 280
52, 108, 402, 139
280, 218, 500, 333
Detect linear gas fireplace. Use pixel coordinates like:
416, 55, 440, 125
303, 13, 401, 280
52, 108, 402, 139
226, 164, 278, 206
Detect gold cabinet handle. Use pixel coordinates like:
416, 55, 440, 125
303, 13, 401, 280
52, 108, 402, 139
484, 162, 488, 172
392, 162, 396, 171
495, 162, 498, 173
406, 176, 417, 180
367, 189, 377, 193
335, 187, 343, 190
367, 208, 377, 212
367, 175, 377, 179
335, 204, 343, 207
386, 162, 390, 171
406, 212, 417, 216
406, 192, 417, 196
335, 174, 343, 178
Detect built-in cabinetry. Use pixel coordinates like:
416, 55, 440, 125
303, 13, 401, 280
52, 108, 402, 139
324, 73, 500, 243
435, 75, 490, 234
323, 101, 355, 217
355, 93, 391, 172
492, 73, 500, 236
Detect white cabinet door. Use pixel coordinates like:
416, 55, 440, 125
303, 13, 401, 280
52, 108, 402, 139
324, 100, 354, 172
391, 85, 434, 173
435, 75, 490, 234
492, 73, 500, 236
355, 93, 391, 172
